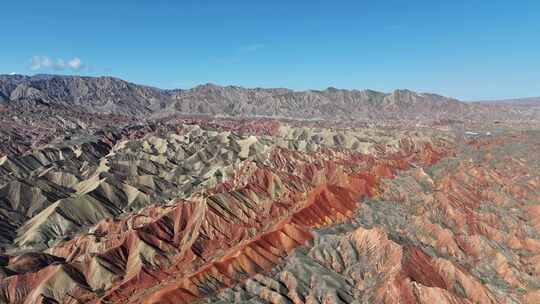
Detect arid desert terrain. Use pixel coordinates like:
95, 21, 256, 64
0, 75, 539, 303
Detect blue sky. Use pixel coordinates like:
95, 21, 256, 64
1, 0, 539, 100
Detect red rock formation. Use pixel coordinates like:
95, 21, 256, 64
0, 125, 450, 303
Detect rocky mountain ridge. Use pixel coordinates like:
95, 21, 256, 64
0, 74, 540, 303
2, 74, 536, 122
0, 74, 169, 115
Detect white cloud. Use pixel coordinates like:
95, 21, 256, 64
30, 56, 51, 70
30, 56, 84, 71
68, 57, 82, 70
9, 72, 16, 75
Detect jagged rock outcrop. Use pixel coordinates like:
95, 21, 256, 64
2, 74, 539, 122
0, 73, 539, 304
0, 120, 451, 303
0, 75, 170, 115
166, 85, 500, 121
207, 128, 540, 304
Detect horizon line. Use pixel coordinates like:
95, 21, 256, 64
1, 73, 538, 102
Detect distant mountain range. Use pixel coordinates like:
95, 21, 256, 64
0, 74, 538, 121
0, 74, 169, 116
473, 97, 540, 106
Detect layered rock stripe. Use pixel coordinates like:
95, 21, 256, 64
0, 121, 452, 303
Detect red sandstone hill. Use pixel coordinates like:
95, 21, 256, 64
0, 74, 540, 303
0, 115, 539, 303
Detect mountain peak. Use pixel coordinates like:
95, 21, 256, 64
0, 74, 536, 122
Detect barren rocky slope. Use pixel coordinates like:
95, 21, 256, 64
166, 84, 470, 121
207, 128, 540, 304
475, 97, 540, 106
1, 117, 539, 304
0, 104, 138, 156
0, 75, 170, 115
0, 118, 454, 303
2, 75, 538, 122
0, 74, 539, 304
